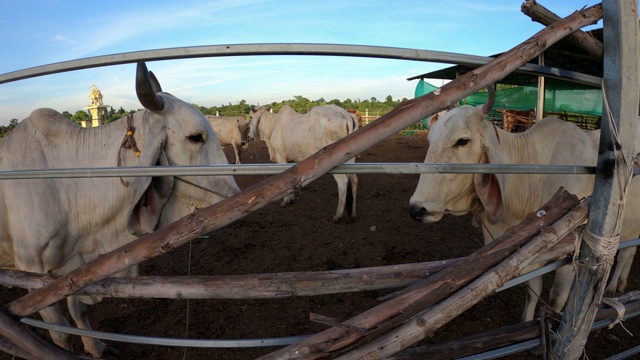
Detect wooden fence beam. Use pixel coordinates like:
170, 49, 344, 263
521, 0, 604, 58
2, 1, 602, 334
0, 235, 576, 300
550, 1, 639, 359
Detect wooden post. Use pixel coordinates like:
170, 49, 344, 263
550, 1, 639, 359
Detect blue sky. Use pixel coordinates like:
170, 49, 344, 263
0, 1, 602, 126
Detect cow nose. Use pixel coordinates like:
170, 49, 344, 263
408, 204, 428, 221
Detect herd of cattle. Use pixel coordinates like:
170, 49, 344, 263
0, 62, 636, 357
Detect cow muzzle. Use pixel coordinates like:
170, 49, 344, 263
408, 204, 444, 223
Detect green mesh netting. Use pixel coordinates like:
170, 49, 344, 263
415, 78, 602, 116
414, 79, 439, 129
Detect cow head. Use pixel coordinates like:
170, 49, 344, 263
248, 105, 270, 141
409, 86, 504, 225
126, 62, 240, 235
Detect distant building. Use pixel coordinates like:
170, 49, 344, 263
82, 85, 109, 127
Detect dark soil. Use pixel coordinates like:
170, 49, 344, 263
1, 133, 639, 359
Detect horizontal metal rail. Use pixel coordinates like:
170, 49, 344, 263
19, 318, 308, 348
0, 163, 633, 180
0, 43, 601, 87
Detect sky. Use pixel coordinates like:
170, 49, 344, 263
0, 0, 603, 126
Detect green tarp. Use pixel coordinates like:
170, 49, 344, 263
414, 78, 603, 116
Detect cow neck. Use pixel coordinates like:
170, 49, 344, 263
174, 176, 232, 200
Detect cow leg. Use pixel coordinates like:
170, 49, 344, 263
349, 174, 358, 219
67, 296, 117, 358
549, 265, 575, 313
331, 174, 348, 222
266, 142, 277, 162
39, 304, 73, 352
232, 143, 241, 165
522, 276, 543, 322
606, 246, 637, 296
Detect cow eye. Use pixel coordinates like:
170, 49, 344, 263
188, 133, 205, 143
454, 138, 470, 147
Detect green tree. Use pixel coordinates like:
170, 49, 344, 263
385, 95, 394, 105
61, 111, 73, 120
71, 110, 89, 126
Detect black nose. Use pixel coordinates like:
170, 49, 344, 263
409, 204, 428, 221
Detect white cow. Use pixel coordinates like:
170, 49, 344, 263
249, 104, 359, 222
205, 115, 251, 164
408, 88, 640, 322
0, 62, 240, 357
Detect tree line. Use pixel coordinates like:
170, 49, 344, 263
1, 94, 406, 137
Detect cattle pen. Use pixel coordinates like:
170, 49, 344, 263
0, 2, 639, 360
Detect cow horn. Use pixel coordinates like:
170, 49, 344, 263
149, 71, 163, 93
136, 62, 164, 112
482, 85, 495, 115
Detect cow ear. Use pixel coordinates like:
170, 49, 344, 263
127, 145, 175, 236
474, 146, 504, 225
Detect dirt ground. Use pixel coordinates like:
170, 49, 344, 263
2, 133, 639, 359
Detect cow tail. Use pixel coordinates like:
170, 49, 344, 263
344, 111, 358, 220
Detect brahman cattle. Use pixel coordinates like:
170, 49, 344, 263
0, 62, 240, 357
408, 87, 640, 322
501, 108, 536, 132
248, 104, 359, 222
205, 115, 251, 164
347, 108, 363, 127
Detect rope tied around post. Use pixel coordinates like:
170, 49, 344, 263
600, 297, 633, 334
573, 229, 619, 269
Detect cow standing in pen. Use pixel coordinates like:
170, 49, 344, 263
0, 62, 240, 358
205, 115, 251, 164
249, 104, 359, 222
408, 87, 640, 322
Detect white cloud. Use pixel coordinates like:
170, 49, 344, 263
54, 35, 76, 45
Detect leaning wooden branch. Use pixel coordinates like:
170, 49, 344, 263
0, 3, 603, 356
521, 0, 604, 58
331, 196, 591, 359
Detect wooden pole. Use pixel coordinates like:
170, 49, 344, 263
2, 0, 603, 330
332, 197, 590, 360
521, 0, 604, 58
0, 235, 576, 300
550, 1, 639, 359
0, 260, 464, 299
